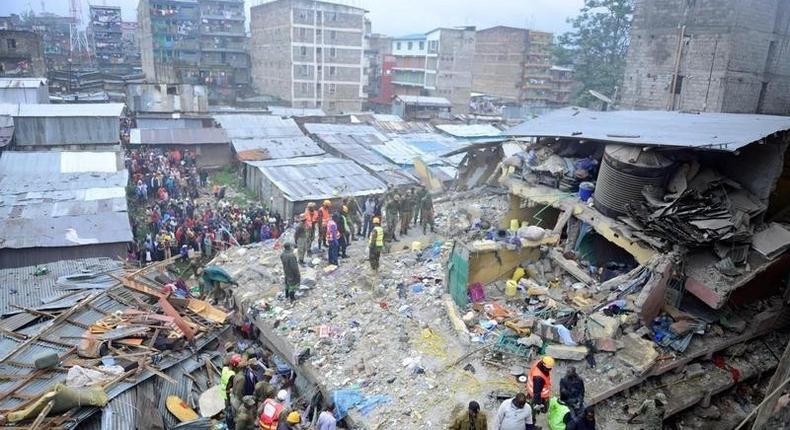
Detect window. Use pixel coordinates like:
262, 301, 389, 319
407, 41, 413, 50
299, 28, 306, 37
396, 42, 401, 50
673, 75, 684, 95
166, 85, 179, 95
419, 41, 424, 50
330, 31, 336, 40
6, 39, 16, 49
329, 83, 336, 94
300, 46, 307, 56
329, 66, 336, 76
330, 47, 336, 57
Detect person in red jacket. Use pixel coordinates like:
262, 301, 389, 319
527, 355, 554, 411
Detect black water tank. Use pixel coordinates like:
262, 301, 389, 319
593, 144, 674, 218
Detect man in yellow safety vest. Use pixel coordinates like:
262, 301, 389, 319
368, 217, 384, 272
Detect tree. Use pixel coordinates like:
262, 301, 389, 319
554, 0, 634, 107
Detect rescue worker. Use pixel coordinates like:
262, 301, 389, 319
343, 196, 362, 239
220, 354, 242, 401
303, 203, 319, 253
339, 206, 351, 258
317, 403, 337, 430
420, 191, 435, 234
573, 406, 596, 430
277, 411, 301, 430
627, 392, 667, 430
560, 366, 585, 415
527, 355, 554, 411
413, 185, 427, 226
326, 213, 340, 266
294, 215, 308, 265
547, 391, 574, 430
399, 188, 413, 236
236, 396, 258, 430
254, 369, 276, 405
449, 400, 488, 430
495, 393, 534, 430
258, 390, 288, 430
368, 217, 384, 272
318, 200, 332, 250
384, 191, 400, 241
230, 357, 250, 412
280, 242, 300, 302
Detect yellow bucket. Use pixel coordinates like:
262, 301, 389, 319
505, 280, 518, 297
510, 219, 519, 230
411, 241, 422, 252
511, 267, 526, 282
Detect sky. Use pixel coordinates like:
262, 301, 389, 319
0, 0, 584, 36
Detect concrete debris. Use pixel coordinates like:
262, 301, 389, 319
544, 344, 589, 361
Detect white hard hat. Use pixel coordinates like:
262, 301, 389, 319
277, 390, 288, 401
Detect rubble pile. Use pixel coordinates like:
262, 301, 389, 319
433, 189, 511, 240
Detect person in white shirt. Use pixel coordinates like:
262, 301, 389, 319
317, 403, 337, 430
495, 393, 535, 430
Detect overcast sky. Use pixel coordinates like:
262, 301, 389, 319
1, 0, 584, 36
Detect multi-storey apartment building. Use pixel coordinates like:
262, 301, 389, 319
250, 0, 367, 114
138, 0, 251, 104
89, 6, 125, 73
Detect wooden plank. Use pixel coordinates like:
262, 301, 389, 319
158, 296, 196, 341
552, 209, 572, 234
549, 248, 596, 285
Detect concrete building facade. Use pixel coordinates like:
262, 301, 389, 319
622, 0, 790, 114
138, 0, 251, 104
364, 32, 393, 110
89, 6, 126, 73
390, 27, 476, 114
0, 30, 46, 77
472, 27, 560, 106
249, 0, 367, 114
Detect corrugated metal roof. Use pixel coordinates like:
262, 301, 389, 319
0, 115, 13, 148
0, 78, 47, 88
435, 123, 502, 138
505, 107, 790, 151
394, 95, 452, 107
129, 128, 230, 145
232, 136, 324, 160
0, 103, 125, 118
0, 151, 132, 249
213, 114, 304, 139
0, 257, 123, 316
246, 156, 387, 201
268, 106, 326, 117
303, 123, 387, 139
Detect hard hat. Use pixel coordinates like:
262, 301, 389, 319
323, 200, 331, 206
342, 205, 349, 213
276, 390, 288, 401
541, 356, 555, 369
286, 411, 301, 424
372, 217, 381, 224
308, 202, 316, 208
229, 354, 242, 368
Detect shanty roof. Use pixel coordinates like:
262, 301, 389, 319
268, 106, 326, 117
246, 156, 387, 202
0, 151, 132, 249
232, 136, 325, 160
435, 123, 503, 138
129, 127, 230, 145
0, 115, 13, 147
0, 77, 47, 88
303, 123, 387, 140
0, 103, 125, 118
0, 257, 122, 317
505, 107, 790, 152
213, 114, 304, 139
394, 95, 453, 107
353, 113, 437, 134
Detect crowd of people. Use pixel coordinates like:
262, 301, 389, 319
125, 147, 285, 266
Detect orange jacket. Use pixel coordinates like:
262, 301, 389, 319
318, 207, 331, 227
304, 208, 318, 227
526, 360, 552, 400
258, 399, 284, 430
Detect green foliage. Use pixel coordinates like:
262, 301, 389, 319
555, 0, 634, 107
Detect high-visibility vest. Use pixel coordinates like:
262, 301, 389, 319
319, 207, 330, 227
219, 366, 235, 400
258, 399, 284, 430
370, 226, 384, 248
526, 360, 552, 400
547, 397, 571, 430
304, 209, 318, 227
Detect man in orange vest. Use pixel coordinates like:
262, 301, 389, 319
303, 203, 319, 253
526, 355, 554, 412
258, 390, 288, 430
318, 200, 332, 250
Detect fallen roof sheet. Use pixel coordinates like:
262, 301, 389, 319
129, 127, 230, 145
0, 257, 123, 316
394, 95, 452, 107
435, 123, 502, 138
505, 107, 790, 152
0, 77, 47, 88
213, 114, 304, 139
232, 136, 325, 160
0, 151, 132, 249
0, 103, 125, 118
246, 156, 387, 201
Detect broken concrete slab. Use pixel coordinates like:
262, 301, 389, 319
617, 333, 658, 374
545, 344, 589, 361
751, 222, 790, 259
586, 313, 621, 339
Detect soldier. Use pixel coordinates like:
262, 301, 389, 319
384, 190, 400, 242
413, 185, 428, 226
399, 188, 414, 236
421, 191, 435, 234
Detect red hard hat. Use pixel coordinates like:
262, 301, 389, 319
230, 354, 242, 367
